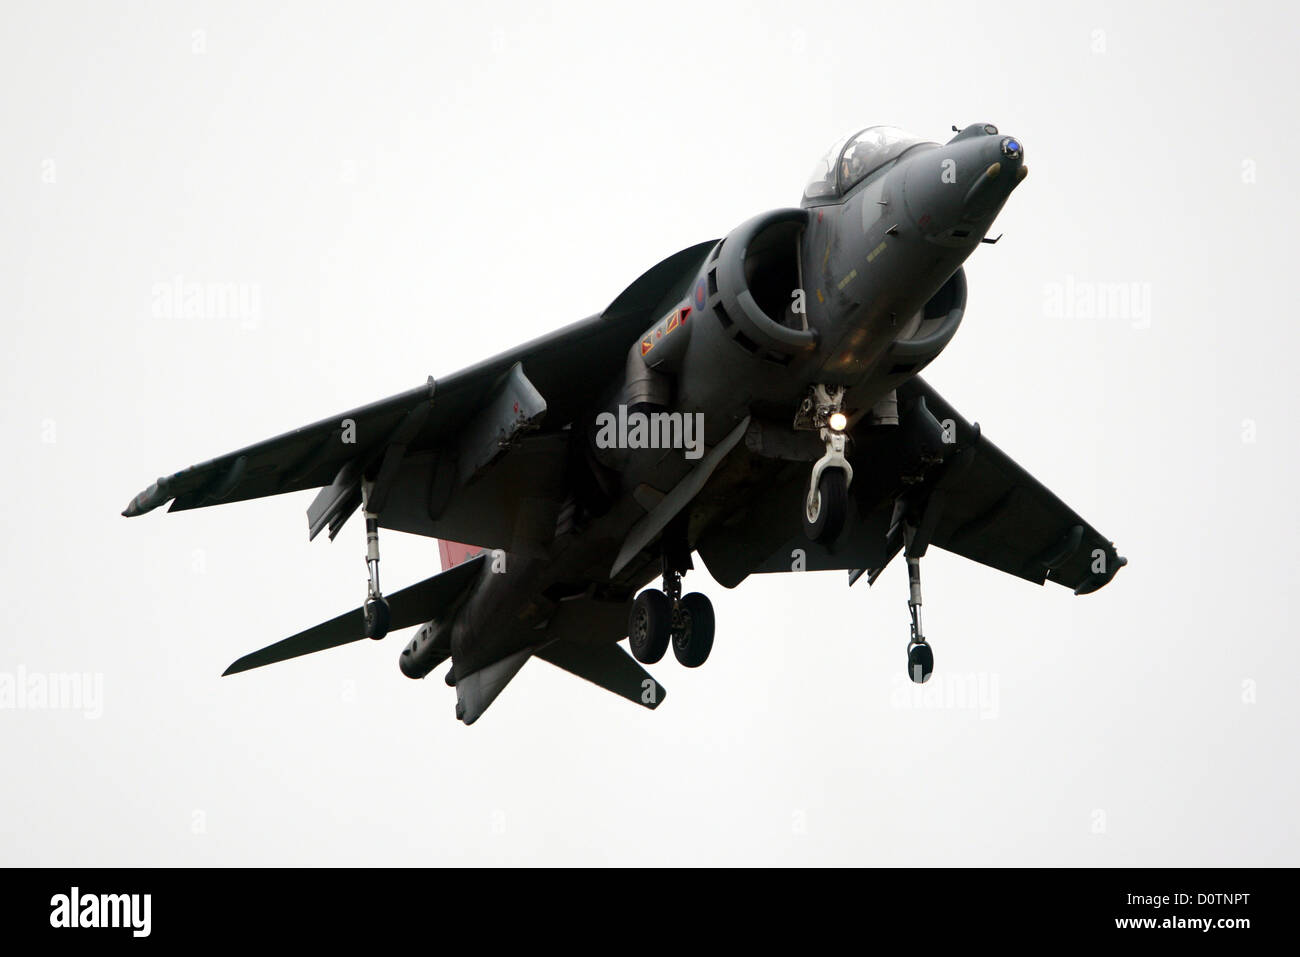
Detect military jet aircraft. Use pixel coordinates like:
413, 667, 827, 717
124, 123, 1125, 724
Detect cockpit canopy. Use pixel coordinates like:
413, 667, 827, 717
801, 126, 931, 205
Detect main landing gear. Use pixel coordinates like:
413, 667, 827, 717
798, 384, 853, 544
361, 482, 390, 641
629, 561, 715, 668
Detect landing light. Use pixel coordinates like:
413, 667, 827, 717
828, 412, 848, 432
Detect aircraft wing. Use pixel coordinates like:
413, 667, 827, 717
123, 240, 718, 525
698, 375, 1125, 594
892, 376, 1126, 593
122, 379, 439, 517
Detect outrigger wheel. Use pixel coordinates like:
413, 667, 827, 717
364, 597, 391, 641
907, 640, 934, 684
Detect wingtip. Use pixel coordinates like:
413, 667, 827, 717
1073, 549, 1128, 595
122, 477, 173, 517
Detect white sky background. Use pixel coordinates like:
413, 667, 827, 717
1, 0, 1296, 866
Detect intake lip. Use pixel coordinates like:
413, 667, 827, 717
708, 208, 820, 357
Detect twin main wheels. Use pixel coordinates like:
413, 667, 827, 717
629, 590, 714, 668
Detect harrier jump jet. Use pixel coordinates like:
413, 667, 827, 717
124, 123, 1125, 724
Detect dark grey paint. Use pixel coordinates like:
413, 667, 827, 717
125, 123, 1123, 724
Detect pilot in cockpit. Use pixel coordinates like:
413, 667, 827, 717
839, 142, 872, 190
839, 128, 894, 191
802, 126, 927, 206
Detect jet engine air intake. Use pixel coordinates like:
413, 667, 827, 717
706, 208, 818, 363
882, 268, 968, 378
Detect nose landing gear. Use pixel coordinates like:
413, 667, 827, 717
797, 384, 853, 544
805, 453, 849, 544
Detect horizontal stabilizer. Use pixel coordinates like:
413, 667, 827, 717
455, 648, 533, 725
535, 640, 666, 710
223, 554, 485, 676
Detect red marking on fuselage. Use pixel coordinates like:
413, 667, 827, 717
439, 540, 485, 571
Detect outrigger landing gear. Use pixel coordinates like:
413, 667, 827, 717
797, 384, 853, 544
361, 481, 390, 641
904, 553, 934, 683
629, 548, 714, 668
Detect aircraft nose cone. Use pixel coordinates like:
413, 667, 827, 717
900, 130, 1026, 239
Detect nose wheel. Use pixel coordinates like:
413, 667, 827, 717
804, 467, 848, 543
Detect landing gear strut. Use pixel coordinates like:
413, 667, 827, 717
629, 557, 714, 668
798, 384, 853, 544
362, 481, 390, 640
904, 552, 933, 683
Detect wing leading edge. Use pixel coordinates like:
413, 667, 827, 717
696, 375, 1125, 595
122, 239, 720, 528
898, 376, 1126, 594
